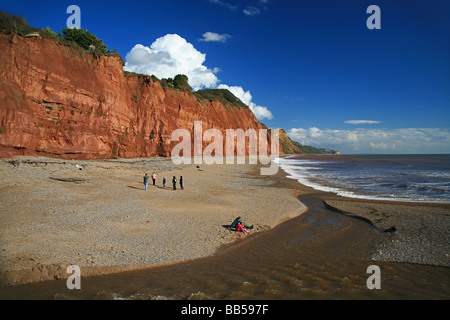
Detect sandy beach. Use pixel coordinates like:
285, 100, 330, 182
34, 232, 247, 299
0, 156, 306, 285
0, 155, 449, 300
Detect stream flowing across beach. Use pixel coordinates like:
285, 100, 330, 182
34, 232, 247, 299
2, 190, 449, 300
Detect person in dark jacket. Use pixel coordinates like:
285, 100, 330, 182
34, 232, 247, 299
180, 176, 184, 190
230, 216, 253, 230
172, 176, 177, 190
143, 173, 149, 190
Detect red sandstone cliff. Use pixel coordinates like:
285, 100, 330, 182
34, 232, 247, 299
0, 33, 288, 159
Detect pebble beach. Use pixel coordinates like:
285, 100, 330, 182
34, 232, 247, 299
0, 156, 306, 285
323, 198, 450, 267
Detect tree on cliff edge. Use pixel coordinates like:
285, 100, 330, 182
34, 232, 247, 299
173, 74, 192, 92
58, 27, 110, 55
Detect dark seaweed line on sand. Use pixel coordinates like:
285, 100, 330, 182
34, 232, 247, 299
322, 201, 397, 233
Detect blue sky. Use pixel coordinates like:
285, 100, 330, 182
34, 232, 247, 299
1, 0, 450, 154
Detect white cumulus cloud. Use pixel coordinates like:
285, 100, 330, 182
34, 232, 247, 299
199, 32, 232, 43
124, 34, 219, 91
124, 34, 275, 121
287, 127, 450, 154
217, 84, 274, 121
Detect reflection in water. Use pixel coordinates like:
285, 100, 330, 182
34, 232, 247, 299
1, 193, 449, 300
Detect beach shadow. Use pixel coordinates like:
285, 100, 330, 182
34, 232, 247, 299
127, 185, 143, 190
222, 224, 237, 232
154, 185, 173, 191
323, 201, 397, 233
49, 177, 85, 183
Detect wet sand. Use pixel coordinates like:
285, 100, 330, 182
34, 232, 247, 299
267, 168, 450, 267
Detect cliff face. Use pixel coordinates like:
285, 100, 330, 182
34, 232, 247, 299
0, 33, 283, 159
278, 129, 303, 154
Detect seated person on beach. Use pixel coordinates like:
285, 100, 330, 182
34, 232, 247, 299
235, 223, 248, 235
230, 216, 253, 230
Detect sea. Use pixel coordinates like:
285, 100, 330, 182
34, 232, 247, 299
276, 154, 450, 203
1, 154, 449, 304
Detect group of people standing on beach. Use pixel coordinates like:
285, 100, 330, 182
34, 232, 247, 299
144, 172, 183, 191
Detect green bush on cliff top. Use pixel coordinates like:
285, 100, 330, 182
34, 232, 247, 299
0, 11, 40, 35
194, 89, 248, 110
40, 26, 58, 39
0, 11, 114, 57
58, 27, 110, 55
159, 74, 192, 91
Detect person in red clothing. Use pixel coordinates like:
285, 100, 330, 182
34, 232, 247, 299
230, 217, 253, 231
235, 223, 248, 235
